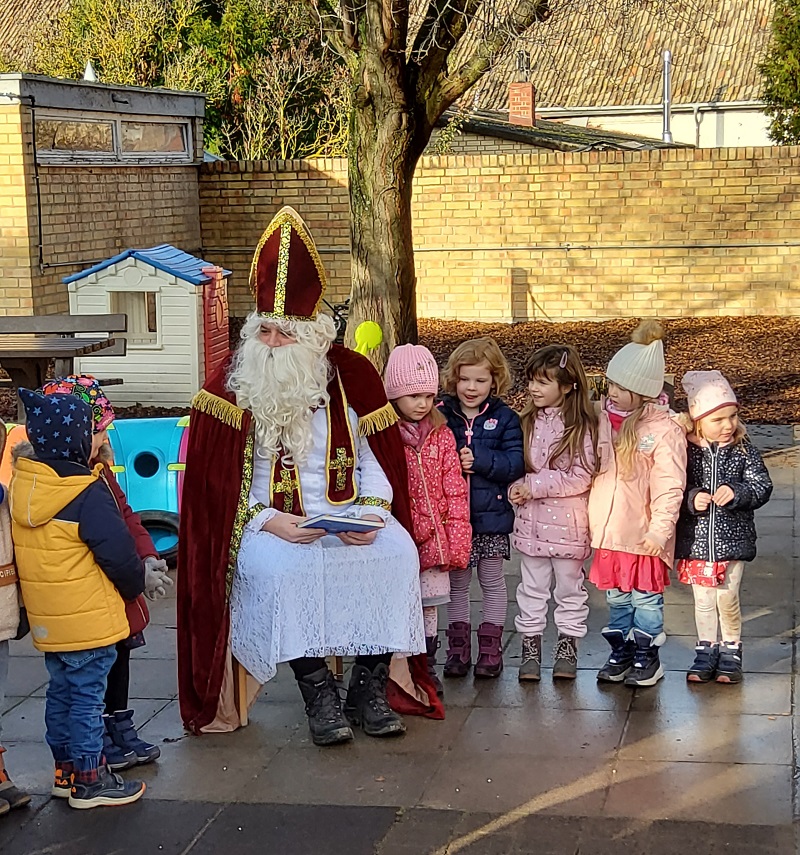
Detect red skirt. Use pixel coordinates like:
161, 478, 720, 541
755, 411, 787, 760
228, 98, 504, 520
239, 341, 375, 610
589, 549, 671, 594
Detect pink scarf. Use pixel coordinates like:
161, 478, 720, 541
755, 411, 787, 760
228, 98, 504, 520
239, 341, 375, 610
399, 415, 435, 452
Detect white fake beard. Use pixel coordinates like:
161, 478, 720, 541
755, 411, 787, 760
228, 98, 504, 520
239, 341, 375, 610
227, 335, 331, 466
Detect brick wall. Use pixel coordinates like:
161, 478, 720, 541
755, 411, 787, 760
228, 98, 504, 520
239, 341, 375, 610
0, 102, 36, 314
33, 166, 202, 314
426, 130, 534, 156
201, 146, 800, 321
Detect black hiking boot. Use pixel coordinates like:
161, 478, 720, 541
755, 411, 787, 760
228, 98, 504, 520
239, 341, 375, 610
553, 634, 579, 680
296, 667, 354, 746
344, 663, 406, 737
518, 634, 542, 682
425, 636, 444, 697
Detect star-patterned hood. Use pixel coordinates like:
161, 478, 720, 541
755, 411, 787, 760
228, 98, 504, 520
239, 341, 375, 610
19, 388, 93, 465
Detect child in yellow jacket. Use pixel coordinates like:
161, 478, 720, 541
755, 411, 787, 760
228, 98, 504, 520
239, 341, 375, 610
10, 390, 146, 810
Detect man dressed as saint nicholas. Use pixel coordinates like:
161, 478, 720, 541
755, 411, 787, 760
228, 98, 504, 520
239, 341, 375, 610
177, 207, 442, 746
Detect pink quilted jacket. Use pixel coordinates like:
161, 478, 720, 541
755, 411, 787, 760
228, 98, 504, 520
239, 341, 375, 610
511, 409, 595, 561
399, 418, 472, 572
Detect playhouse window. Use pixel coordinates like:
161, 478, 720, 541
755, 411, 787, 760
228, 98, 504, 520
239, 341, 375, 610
35, 119, 115, 155
111, 291, 159, 347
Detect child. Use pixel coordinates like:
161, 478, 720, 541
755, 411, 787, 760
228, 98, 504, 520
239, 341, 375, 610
509, 345, 597, 682
41, 376, 171, 768
675, 371, 772, 684
0, 422, 31, 816
10, 389, 146, 809
384, 344, 471, 696
589, 321, 686, 687
439, 338, 525, 678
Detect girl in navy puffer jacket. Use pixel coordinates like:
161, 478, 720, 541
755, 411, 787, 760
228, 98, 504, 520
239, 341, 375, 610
439, 338, 524, 679
675, 371, 772, 685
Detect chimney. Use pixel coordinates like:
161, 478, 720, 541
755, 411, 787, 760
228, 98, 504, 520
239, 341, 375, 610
509, 82, 536, 127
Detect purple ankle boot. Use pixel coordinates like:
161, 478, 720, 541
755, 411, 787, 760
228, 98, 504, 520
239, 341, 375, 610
474, 622, 504, 678
443, 622, 471, 678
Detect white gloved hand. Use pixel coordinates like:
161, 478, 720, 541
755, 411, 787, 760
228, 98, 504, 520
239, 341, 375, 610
143, 556, 173, 601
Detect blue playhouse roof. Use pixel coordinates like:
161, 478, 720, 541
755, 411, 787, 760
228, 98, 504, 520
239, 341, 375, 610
63, 245, 231, 286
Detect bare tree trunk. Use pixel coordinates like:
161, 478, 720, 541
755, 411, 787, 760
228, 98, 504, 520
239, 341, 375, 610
343, 3, 426, 367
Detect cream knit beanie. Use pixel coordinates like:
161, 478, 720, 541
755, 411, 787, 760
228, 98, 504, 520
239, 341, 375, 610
606, 320, 666, 399
384, 344, 440, 400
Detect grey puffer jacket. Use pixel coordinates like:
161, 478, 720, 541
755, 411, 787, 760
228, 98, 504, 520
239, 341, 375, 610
675, 439, 773, 563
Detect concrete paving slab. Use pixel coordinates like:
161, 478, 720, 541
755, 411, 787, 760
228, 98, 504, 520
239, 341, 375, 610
629, 672, 792, 716
3, 654, 47, 699
128, 655, 178, 700
470, 666, 633, 712
136, 739, 275, 802
451, 707, 626, 760
618, 710, 792, 765
241, 742, 443, 807
604, 760, 793, 826
419, 753, 611, 816
191, 803, 399, 855
0, 798, 223, 855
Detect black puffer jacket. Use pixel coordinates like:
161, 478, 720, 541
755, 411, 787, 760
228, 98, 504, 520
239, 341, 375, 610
675, 439, 773, 563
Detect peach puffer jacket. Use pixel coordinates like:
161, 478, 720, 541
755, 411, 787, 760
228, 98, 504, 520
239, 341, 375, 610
510, 409, 595, 561
400, 419, 472, 572
589, 403, 687, 566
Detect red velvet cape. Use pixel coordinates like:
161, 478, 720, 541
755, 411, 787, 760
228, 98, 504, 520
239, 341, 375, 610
177, 345, 444, 733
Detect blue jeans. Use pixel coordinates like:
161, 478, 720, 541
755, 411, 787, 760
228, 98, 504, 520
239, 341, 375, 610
44, 645, 117, 772
606, 589, 664, 637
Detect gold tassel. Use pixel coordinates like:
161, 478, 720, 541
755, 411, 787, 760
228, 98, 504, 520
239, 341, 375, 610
192, 390, 243, 430
358, 402, 398, 437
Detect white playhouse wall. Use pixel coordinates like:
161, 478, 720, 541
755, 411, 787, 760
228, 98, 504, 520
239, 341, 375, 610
68, 257, 203, 407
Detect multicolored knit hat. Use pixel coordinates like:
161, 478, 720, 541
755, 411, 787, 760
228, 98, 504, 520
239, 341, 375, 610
39, 375, 115, 433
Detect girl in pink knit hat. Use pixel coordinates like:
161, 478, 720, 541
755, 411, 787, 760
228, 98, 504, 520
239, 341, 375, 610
384, 345, 472, 696
675, 370, 773, 684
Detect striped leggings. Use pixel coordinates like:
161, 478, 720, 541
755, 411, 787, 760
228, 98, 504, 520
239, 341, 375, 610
447, 557, 507, 627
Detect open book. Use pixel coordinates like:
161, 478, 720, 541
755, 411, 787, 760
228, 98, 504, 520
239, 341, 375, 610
296, 514, 385, 534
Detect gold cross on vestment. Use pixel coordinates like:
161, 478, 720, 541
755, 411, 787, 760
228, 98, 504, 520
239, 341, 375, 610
329, 446, 354, 492
274, 467, 300, 513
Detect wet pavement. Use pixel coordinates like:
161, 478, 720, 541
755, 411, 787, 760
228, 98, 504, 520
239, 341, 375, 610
1, 442, 799, 853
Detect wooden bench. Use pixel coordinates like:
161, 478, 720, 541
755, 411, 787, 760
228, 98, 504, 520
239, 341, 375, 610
0, 314, 128, 419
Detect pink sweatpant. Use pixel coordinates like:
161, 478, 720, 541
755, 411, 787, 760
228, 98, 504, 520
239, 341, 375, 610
515, 555, 589, 638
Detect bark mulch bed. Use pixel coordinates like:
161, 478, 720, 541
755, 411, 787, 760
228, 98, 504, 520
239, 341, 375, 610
420, 316, 800, 425
1, 317, 797, 424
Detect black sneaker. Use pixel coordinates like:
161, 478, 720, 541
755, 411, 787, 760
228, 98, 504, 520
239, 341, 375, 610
344, 663, 406, 737
597, 628, 635, 683
687, 641, 719, 683
624, 629, 665, 688
553, 634, 578, 680
296, 667, 354, 746
518, 634, 542, 682
716, 642, 743, 684
68, 766, 145, 810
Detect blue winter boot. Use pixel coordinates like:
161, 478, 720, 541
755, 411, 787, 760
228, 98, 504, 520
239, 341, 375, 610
686, 641, 719, 683
101, 730, 137, 772
105, 710, 161, 764
597, 628, 635, 683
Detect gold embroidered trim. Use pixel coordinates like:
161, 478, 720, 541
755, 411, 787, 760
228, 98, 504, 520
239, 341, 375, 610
358, 402, 399, 437
270, 458, 305, 515
248, 207, 327, 319
326, 370, 357, 506
274, 222, 291, 316
226, 434, 256, 600
192, 390, 243, 430
353, 496, 391, 512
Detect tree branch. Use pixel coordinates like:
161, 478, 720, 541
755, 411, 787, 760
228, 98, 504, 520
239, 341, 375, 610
412, 0, 481, 97
425, 0, 551, 124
